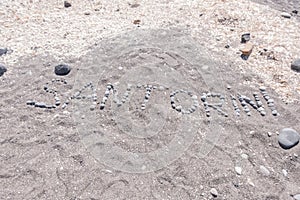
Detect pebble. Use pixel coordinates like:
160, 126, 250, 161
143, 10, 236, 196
210, 188, 218, 197
235, 166, 242, 175
278, 128, 300, 149
281, 12, 292, 18
241, 153, 248, 159
64, 1, 72, 8
259, 165, 270, 176
291, 59, 300, 72
35, 102, 46, 108
259, 86, 266, 91
54, 64, 71, 76
26, 100, 35, 106
271, 110, 278, 116
240, 42, 254, 56
0, 64, 7, 76
267, 132, 272, 137
241, 33, 250, 43
282, 169, 288, 177
0, 48, 8, 56
293, 194, 300, 200
175, 105, 182, 112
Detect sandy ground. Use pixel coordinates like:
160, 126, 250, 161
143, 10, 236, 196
0, 0, 300, 200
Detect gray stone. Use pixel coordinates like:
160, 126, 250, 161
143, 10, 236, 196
210, 188, 218, 197
278, 128, 300, 149
100, 103, 105, 110
35, 102, 46, 108
260, 111, 266, 116
241, 33, 250, 43
282, 169, 288, 177
175, 105, 182, 112
291, 59, 300, 72
293, 194, 300, 200
259, 86, 266, 91
0, 64, 7, 76
0, 48, 8, 56
54, 64, 71, 76
64, 1, 72, 8
281, 12, 291, 18
26, 100, 35, 105
235, 166, 242, 175
272, 110, 278, 116
260, 165, 270, 176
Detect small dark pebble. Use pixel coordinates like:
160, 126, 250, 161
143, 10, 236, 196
241, 33, 250, 43
64, 1, 72, 8
225, 44, 230, 48
0, 64, 7, 76
26, 100, 35, 106
130, 3, 140, 8
0, 48, 8, 56
291, 59, 300, 72
55, 64, 71, 76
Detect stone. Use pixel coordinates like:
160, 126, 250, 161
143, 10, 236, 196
281, 12, 291, 18
241, 153, 248, 159
35, 102, 46, 108
291, 59, 300, 72
282, 169, 288, 177
235, 166, 242, 175
0, 48, 8, 56
240, 42, 254, 56
293, 194, 300, 200
241, 33, 250, 43
54, 64, 71, 76
272, 110, 278, 116
0, 64, 7, 76
278, 128, 300, 149
210, 188, 218, 197
267, 132, 272, 137
259, 165, 270, 176
64, 1, 72, 8
26, 100, 35, 105
175, 105, 182, 112
259, 86, 266, 91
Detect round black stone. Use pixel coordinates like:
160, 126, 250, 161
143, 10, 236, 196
54, 64, 71, 76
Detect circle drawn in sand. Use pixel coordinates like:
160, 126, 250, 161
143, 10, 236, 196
72, 29, 224, 173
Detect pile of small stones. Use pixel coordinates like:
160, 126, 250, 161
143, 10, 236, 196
71, 82, 97, 110
26, 79, 68, 109
230, 86, 278, 116
141, 84, 153, 110
260, 86, 278, 116
170, 90, 199, 114
200, 92, 227, 117
100, 83, 114, 110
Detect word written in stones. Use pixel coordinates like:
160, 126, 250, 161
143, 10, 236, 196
27, 81, 279, 117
